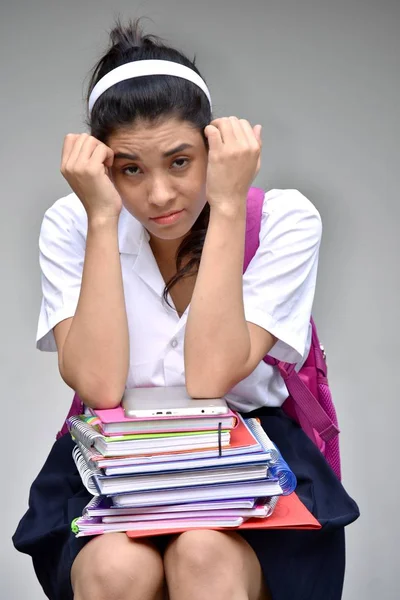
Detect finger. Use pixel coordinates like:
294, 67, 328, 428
204, 124, 223, 151
239, 119, 261, 149
74, 135, 103, 163
211, 117, 237, 145
253, 124, 263, 147
91, 143, 115, 171
61, 134, 80, 169
64, 133, 91, 168
253, 124, 262, 173
227, 116, 248, 143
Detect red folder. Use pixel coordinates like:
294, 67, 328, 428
126, 492, 320, 539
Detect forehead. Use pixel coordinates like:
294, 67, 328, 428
108, 117, 200, 149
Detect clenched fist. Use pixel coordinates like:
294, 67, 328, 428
204, 116, 262, 212
61, 133, 122, 221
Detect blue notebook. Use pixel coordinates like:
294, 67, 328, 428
244, 418, 297, 495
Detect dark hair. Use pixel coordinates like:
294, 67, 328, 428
85, 17, 212, 307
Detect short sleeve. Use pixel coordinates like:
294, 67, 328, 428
36, 195, 86, 351
243, 189, 322, 364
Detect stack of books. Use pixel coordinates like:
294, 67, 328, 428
67, 403, 299, 538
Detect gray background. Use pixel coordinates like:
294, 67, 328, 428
1, 0, 399, 598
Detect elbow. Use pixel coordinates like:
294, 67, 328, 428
186, 380, 231, 399
77, 385, 123, 410
185, 365, 238, 400
60, 366, 124, 410
59, 360, 125, 410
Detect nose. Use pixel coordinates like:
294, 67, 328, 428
148, 174, 177, 209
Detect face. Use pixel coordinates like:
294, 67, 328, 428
108, 117, 208, 247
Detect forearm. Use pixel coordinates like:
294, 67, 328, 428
61, 217, 129, 408
184, 202, 251, 397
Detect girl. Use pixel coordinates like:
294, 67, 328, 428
13, 18, 359, 600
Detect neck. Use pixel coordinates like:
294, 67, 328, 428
148, 233, 185, 265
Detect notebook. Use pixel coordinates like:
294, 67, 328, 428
102, 445, 271, 476
72, 444, 269, 496
101, 504, 272, 523
245, 419, 297, 496
73, 493, 321, 537
125, 493, 321, 537
111, 479, 283, 508
73, 516, 245, 537
76, 413, 263, 469
68, 416, 230, 457
88, 406, 238, 435
83, 496, 259, 518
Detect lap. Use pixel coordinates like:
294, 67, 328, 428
14, 412, 358, 599
71, 529, 270, 600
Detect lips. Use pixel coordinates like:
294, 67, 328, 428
150, 210, 183, 220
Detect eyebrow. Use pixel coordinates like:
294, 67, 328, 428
113, 143, 195, 161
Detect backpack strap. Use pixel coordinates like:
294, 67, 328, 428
244, 189, 339, 443
264, 355, 339, 442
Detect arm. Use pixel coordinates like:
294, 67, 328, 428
184, 203, 276, 398
51, 133, 129, 409
55, 216, 129, 409
185, 117, 274, 397
185, 119, 321, 398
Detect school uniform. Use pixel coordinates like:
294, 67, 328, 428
13, 188, 359, 600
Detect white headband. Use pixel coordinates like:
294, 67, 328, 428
88, 59, 212, 114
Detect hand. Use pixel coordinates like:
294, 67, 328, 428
60, 133, 122, 221
204, 117, 262, 212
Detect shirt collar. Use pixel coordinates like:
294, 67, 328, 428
118, 206, 167, 298
118, 206, 148, 255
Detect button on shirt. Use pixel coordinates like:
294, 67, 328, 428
36, 188, 322, 412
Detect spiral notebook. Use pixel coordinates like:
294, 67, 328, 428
72, 498, 281, 537
82, 496, 260, 518
244, 419, 297, 495
111, 479, 283, 508
72, 443, 270, 496
69, 413, 263, 467
68, 416, 230, 457
73, 516, 245, 537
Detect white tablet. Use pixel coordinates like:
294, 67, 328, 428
122, 386, 229, 418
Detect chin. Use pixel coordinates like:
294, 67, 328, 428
147, 222, 192, 241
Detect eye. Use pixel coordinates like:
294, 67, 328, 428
122, 165, 141, 177
172, 157, 190, 169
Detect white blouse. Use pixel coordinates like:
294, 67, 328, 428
36, 188, 322, 412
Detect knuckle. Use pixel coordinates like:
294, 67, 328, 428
229, 148, 241, 159
73, 164, 85, 176
86, 165, 98, 177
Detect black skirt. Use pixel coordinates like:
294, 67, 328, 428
13, 408, 359, 600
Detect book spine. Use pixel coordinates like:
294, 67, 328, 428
82, 494, 104, 516
67, 416, 103, 448
72, 444, 102, 496
244, 419, 297, 495
76, 440, 102, 471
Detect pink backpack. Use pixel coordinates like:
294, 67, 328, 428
56, 186, 341, 480
244, 187, 341, 479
